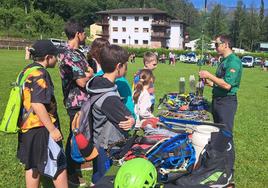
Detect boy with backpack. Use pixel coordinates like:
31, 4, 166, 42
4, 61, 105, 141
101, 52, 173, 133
58, 20, 93, 186
16, 40, 68, 188
133, 52, 158, 112
86, 45, 135, 184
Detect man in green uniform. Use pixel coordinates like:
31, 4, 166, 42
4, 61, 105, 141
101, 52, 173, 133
199, 35, 242, 179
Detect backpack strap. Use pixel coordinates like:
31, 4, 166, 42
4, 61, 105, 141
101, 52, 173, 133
17, 66, 42, 86
94, 91, 120, 109
108, 131, 138, 160
71, 92, 106, 133
18, 65, 43, 125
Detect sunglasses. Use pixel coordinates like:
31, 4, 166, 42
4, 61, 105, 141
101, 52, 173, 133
215, 41, 224, 48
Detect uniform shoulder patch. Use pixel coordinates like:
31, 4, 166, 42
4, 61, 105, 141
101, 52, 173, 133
230, 68, 236, 73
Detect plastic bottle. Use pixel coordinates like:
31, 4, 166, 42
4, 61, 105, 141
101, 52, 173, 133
179, 77, 185, 94
189, 75, 196, 94
196, 79, 204, 96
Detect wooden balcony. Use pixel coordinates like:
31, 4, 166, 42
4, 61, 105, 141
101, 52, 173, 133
96, 21, 109, 26
96, 31, 109, 37
151, 32, 170, 39
151, 20, 170, 27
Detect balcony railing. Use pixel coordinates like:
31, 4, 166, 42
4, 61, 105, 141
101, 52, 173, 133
151, 20, 170, 27
96, 21, 109, 26
151, 32, 170, 39
96, 31, 109, 37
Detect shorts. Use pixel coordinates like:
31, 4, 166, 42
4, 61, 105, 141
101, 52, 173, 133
17, 127, 66, 179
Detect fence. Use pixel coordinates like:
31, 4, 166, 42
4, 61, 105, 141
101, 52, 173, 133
0, 38, 33, 50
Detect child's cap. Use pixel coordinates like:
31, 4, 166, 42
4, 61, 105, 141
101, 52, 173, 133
31, 40, 62, 58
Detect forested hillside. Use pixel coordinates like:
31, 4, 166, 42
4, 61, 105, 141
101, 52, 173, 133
0, 0, 267, 51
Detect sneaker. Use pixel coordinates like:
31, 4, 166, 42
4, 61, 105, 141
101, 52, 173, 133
175, 170, 232, 188
68, 174, 87, 187
89, 182, 95, 187
77, 161, 93, 171
227, 182, 235, 188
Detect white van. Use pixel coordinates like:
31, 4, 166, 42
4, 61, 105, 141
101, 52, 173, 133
241, 56, 254, 68
49, 38, 67, 47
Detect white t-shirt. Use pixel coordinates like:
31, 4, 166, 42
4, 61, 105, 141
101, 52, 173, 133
134, 89, 154, 126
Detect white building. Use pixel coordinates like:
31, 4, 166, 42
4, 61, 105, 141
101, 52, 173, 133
185, 39, 200, 51
96, 8, 187, 49
89, 23, 102, 40
168, 20, 185, 49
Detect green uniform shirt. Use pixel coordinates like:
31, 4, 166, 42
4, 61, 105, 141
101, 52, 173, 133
213, 53, 242, 97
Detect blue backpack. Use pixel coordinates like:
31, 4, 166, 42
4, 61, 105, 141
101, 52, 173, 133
119, 133, 196, 182
146, 134, 196, 182
70, 93, 104, 163
70, 90, 118, 163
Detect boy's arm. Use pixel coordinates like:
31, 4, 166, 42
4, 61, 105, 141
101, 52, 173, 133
29, 69, 62, 141
31, 103, 62, 141
101, 96, 135, 130
115, 77, 136, 119
60, 54, 93, 88
76, 70, 93, 88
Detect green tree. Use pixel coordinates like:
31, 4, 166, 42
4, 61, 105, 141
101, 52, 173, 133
259, 0, 265, 41
0, 0, 21, 9
263, 15, 268, 42
196, 35, 211, 51
0, 8, 15, 36
241, 5, 259, 51
230, 0, 246, 48
206, 4, 228, 38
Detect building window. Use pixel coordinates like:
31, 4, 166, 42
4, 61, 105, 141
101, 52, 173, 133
143, 16, 149, 21
113, 27, 118, 32
113, 39, 118, 43
112, 16, 118, 21
143, 28, 149, 33
122, 39, 126, 44
122, 16, 126, 21
122, 27, 126, 32
143, 40, 148, 44
134, 40, 139, 44
134, 28, 139, 32
135, 16, 139, 21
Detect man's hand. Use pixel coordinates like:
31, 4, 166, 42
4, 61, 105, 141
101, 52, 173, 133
50, 128, 63, 142
119, 116, 135, 131
199, 70, 231, 90
204, 79, 214, 87
199, 70, 212, 79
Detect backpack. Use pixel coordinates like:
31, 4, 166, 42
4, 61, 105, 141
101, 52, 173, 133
0, 66, 40, 133
118, 134, 196, 182
122, 134, 170, 161
146, 134, 196, 182
189, 97, 209, 111
70, 91, 117, 163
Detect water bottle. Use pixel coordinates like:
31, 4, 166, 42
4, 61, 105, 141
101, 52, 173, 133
189, 75, 196, 94
196, 79, 204, 96
179, 77, 185, 94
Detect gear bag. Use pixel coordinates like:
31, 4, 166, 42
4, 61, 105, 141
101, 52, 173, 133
146, 134, 196, 182
0, 66, 40, 133
70, 91, 117, 163
120, 134, 196, 182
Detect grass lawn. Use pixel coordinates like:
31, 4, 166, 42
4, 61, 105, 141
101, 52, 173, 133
0, 49, 267, 187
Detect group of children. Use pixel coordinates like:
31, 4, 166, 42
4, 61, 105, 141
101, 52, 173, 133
16, 20, 160, 188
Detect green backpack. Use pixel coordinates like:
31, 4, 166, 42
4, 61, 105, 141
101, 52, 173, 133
0, 66, 40, 133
